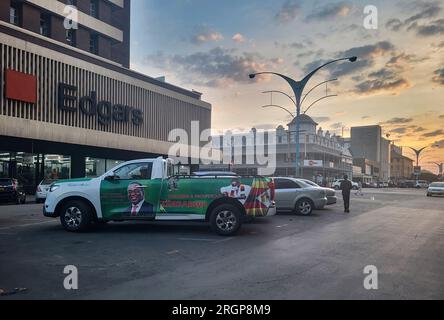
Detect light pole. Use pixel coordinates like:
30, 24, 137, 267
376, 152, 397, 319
408, 146, 427, 181
249, 57, 357, 177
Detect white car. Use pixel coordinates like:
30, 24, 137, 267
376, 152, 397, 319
427, 182, 444, 197
35, 179, 57, 203
415, 180, 429, 189
332, 179, 359, 190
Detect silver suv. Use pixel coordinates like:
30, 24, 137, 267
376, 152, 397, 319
273, 177, 328, 215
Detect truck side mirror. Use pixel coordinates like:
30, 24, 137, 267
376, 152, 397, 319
105, 172, 116, 181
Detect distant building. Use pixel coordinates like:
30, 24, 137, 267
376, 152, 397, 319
207, 114, 353, 183
350, 125, 391, 182
390, 145, 414, 181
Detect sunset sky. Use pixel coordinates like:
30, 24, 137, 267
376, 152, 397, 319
130, 0, 444, 173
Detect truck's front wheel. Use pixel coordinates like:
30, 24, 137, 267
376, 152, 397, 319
210, 204, 242, 236
60, 200, 95, 232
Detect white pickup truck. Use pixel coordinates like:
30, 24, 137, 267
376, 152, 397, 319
44, 158, 276, 236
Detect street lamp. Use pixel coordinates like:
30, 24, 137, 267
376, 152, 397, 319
408, 146, 427, 181
249, 57, 357, 177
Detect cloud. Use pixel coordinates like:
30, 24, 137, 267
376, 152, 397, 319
312, 116, 331, 123
381, 117, 413, 125
387, 1, 443, 34
404, 2, 442, 25
275, 0, 300, 24
414, 126, 426, 132
408, 18, 444, 36
191, 29, 224, 44
386, 18, 403, 31
432, 68, 444, 85
390, 127, 408, 134
354, 78, 411, 95
423, 130, 444, 137
303, 41, 396, 78
439, 115, 444, 118
144, 48, 276, 88
330, 122, 344, 129
306, 2, 352, 20
432, 139, 444, 148
232, 33, 245, 43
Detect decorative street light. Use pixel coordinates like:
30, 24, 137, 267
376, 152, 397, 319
408, 146, 427, 181
249, 57, 357, 177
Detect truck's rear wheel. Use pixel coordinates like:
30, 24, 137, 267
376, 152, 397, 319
60, 200, 95, 232
210, 204, 242, 236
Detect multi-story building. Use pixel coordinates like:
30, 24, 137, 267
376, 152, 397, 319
0, 0, 211, 192
350, 125, 391, 182
390, 145, 414, 181
207, 114, 353, 184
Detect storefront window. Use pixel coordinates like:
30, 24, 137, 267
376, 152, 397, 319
0, 152, 10, 178
86, 158, 124, 177
44, 155, 71, 180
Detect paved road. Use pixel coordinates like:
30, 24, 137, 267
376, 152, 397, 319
0, 188, 443, 299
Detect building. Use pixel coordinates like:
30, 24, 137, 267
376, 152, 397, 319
207, 114, 353, 184
390, 145, 414, 181
0, 0, 211, 192
350, 125, 391, 182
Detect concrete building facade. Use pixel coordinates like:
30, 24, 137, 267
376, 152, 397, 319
350, 125, 391, 183
207, 114, 353, 184
0, 0, 211, 192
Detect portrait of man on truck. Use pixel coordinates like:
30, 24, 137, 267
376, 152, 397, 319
123, 182, 155, 217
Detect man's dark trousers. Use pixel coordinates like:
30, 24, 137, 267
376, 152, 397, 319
343, 192, 351, 211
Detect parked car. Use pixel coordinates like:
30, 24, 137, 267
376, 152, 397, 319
44, 158, 276, 236
35, 179, 57, 203
332, 179, 359, 190
415, 180, 429, 189
427, 182, 444, 197
300, 179, 337, 205
273, 177, 327, 215
0, 178, 26, 204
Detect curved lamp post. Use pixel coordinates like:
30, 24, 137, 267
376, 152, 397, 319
249, 57, 357, 177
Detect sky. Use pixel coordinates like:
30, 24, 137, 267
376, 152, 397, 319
129, 0, 444, 173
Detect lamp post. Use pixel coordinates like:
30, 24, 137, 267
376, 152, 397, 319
249, 57, 357, 177
408, 146, 427, 181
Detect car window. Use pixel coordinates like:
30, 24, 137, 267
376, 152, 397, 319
274, 179, 301, 189
114, 162, 153, 180
0, 179, 12, 186
42, 179, 56, 185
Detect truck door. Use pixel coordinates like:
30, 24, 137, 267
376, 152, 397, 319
100, 162, 161, 220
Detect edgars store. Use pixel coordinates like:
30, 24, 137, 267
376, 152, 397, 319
0, 2, 211, 193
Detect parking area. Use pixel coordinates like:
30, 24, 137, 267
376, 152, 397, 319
1, 188, 443, 300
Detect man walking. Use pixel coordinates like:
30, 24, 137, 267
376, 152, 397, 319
340, 175, 353, 213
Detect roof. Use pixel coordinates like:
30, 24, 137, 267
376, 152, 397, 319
288, 114, 318, 126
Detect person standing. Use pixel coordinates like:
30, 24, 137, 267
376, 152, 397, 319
340, 175, 353, 213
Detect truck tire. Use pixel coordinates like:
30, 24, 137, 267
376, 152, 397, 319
60, 199, 95, 232
210, 204, 242, 236
294, 198, 314, 216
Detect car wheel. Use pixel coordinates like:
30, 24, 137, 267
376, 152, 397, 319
21, 194, 26, 204
295, 199, 314, 216
334, 186, 340, 190
60, 200, 95, 232
352, 186, 358, 190
210, 204, 242, 236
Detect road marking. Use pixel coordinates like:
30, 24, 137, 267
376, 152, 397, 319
0, 220, 56, 231
276, 224, 289, 228
178, 238, 215, 242
166, 250, 180, 255
213, 237, 234, 244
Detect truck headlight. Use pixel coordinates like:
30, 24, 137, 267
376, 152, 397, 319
50, 185, 60, 193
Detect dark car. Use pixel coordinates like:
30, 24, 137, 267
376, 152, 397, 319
0, 178, 26, 204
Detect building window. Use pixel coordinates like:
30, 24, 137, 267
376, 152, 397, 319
66, 29, 76, 46
90, 0, 99, 18
40, 13, 51, 37
10, 1, 20, 26
90, 33, 99, 54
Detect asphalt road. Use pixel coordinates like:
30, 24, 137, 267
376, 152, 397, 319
0, 188, 443, 300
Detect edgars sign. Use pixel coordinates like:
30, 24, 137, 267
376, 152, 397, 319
58, 83, 143, 126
